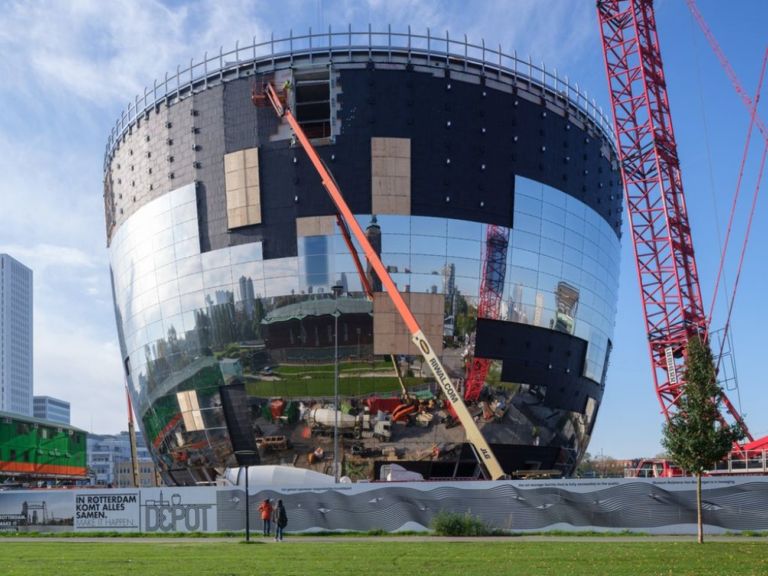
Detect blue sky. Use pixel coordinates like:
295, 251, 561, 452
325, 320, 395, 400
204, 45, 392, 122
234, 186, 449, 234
0, 0, 765, 459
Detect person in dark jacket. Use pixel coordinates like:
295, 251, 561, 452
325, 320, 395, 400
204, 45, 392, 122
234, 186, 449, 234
272, 499, 287, 541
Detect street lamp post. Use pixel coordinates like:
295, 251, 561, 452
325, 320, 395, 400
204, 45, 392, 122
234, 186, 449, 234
234, 450, 257, 542
244, 466, 250, 541
332, 284, 344, 483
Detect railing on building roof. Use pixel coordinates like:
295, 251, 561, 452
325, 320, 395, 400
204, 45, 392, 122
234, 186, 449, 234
104, 25, 614, 168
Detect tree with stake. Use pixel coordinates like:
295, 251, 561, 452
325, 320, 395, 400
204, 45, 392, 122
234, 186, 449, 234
661, 335, 744, 543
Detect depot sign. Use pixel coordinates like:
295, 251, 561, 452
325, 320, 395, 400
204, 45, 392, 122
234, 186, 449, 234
142, 490, 215, 532
73, 488, 216, 533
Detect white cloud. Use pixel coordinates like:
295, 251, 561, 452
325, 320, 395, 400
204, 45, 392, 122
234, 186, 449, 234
33, 309, 124, 433
349, 0, 595, 73
0, 0, 269, 107
0, 243, 97, 273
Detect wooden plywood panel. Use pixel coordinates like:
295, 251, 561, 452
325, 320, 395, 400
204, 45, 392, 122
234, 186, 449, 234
226, 147, 261, 229
225, 169, 245, 192
244, 147, 259, 168
296, 215, 337, 237
372, 157, 410, 178
245, 167, 259, 188
228, 207, 247, 228
246, 205, 262, 224
371, 137, 410, 158
228, 188, 246, 209
371, 137, 411, 216
224, 151, 244, 174
373, 291, 443, 356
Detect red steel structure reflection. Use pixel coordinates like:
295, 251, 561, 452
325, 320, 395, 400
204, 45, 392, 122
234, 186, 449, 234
464, 225, 510, 402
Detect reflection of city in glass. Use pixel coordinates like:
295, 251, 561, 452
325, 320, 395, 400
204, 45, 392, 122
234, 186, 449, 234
109, 174, 619, 484
104, 40, 621, 484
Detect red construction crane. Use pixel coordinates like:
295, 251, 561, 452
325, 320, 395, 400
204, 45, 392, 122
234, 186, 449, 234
596, 0, 751, 440
464, 225, 510, 402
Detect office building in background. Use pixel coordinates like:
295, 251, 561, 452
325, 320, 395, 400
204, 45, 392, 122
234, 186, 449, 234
0, 254, 33, 417
33, 395, 71, 425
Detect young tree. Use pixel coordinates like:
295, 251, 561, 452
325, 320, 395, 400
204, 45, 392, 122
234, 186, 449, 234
661, 335, 743, 543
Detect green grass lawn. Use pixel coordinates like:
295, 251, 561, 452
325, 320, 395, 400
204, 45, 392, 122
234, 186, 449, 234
244, 375, 424, 397
243, 358, 425, 398
274, 360, 393, 375
2, 540, 767, 576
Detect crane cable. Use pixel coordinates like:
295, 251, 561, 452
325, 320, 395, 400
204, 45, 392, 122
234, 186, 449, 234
687, 9, 744, 412
686, 0, 768, 387
688, 8, 728, 307
714, 49, 768, 377
707, 50, 767, 331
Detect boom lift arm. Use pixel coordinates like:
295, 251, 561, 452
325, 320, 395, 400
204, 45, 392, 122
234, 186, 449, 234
254, 82, 505, 479
334, 207, 408, 396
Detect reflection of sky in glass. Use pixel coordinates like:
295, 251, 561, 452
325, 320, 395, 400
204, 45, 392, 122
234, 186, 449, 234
509, 176, 621, 381
299, 236, 330, 290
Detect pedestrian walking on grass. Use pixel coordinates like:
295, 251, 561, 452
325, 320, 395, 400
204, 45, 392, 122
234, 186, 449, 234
258, 498, 273, 536
273, 499, 287, 541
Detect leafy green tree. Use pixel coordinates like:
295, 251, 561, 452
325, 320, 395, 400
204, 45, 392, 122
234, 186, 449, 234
661, 335, 744, 543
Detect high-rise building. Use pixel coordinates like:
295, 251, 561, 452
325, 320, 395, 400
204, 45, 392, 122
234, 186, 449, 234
33, 395, 70, 424
0, 254, 33, 416
103, 30, 621, 485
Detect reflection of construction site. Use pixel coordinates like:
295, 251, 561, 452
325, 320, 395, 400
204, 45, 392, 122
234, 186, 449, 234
138, 214, 595, 483
142, 291, 599, 483
240, 360, 582, 480
553, 282, 580, 335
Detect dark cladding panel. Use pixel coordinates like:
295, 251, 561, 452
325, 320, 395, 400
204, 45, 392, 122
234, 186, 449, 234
191, 87, 227, 253
474, 318, 603, 413
341, 68, 516, 228
223, 80, 260, 154
166, 97, 196, 188
220, 382, 260, 466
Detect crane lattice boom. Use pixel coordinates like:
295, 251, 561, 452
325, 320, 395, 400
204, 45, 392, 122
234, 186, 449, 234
596, 0, 749, 437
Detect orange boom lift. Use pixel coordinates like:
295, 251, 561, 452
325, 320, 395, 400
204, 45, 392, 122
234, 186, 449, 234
253, 82, 505, 480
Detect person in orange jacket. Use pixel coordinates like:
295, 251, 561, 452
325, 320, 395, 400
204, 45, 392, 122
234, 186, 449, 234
258, 498, 273, 536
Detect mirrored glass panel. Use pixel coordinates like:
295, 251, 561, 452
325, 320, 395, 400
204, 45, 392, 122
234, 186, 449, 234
109, 171, 620, 485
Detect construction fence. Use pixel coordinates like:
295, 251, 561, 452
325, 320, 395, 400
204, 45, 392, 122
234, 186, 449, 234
2, 476, 768, 535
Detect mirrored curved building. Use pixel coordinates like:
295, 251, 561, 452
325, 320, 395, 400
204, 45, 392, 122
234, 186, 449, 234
104, 30, 622, 485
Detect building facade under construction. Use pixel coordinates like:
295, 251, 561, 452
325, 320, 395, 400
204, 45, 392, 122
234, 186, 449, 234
103, 29, 622, 485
